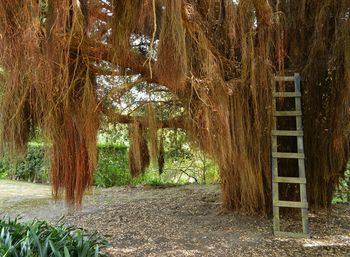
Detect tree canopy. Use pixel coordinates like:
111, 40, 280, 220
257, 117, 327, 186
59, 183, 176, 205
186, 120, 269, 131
0, 0, 349, 214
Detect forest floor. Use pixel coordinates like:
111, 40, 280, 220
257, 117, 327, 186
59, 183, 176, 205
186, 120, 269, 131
0, 179, 349, 256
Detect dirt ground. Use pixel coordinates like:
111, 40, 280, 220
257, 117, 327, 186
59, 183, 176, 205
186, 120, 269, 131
0, 180, 349, 256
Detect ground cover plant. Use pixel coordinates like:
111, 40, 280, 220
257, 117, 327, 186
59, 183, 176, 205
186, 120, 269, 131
0, 216, 108, 257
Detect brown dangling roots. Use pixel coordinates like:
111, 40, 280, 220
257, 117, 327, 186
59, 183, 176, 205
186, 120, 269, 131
0, 0, 349, 213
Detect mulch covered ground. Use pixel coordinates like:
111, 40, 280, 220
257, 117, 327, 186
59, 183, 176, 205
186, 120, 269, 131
1, 181, 349, 256
63, 185, 350, 257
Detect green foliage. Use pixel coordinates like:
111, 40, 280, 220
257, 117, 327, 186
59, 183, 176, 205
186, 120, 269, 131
0, 165, 7, 179
0, 216, 108, 257
333, 168, 350, 204
16, 145, 47, 183
98, 124, 128, 146
94, 144, 129, 187
0, 155, 11, 180
0, 144, 130, 187
160, 129, 219, 185
0, 132, 220, 187
0, 144, 47, 183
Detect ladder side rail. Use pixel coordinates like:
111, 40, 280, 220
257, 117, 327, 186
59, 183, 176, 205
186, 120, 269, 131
272, 78, 280, 233
294, 73, 310, 236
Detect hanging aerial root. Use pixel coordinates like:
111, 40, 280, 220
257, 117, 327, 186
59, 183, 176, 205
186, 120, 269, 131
158, 133, 165, 175
128, 122, 150, 178
156, 0, 188, 92
146, 103, 159, 166
0, 1, 42, 156
274, 0, 350, 209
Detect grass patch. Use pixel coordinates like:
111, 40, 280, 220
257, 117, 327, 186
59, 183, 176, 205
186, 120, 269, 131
1, 198, 52, 213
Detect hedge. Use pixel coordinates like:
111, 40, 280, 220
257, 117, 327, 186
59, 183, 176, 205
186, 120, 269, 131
0, 144, 129, 187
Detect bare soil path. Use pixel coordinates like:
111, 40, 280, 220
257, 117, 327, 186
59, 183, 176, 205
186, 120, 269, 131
0, 179, 349, 256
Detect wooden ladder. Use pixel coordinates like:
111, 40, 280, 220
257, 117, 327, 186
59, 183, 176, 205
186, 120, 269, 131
272, 73, 310, 238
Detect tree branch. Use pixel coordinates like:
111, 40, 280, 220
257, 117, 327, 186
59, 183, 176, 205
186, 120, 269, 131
70, 37, 157, 81
102, 108, 185, 129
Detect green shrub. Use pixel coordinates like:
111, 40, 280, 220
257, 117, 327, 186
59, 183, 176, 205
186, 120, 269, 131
94, 144, 130, 187
0, 145, 47, 183
0, 144, 130, 187
0, 140, 220, 187
16, 145, 47, 183
0, 216, 108, 257
333, 168, 350, 203
0, 163, 8, 179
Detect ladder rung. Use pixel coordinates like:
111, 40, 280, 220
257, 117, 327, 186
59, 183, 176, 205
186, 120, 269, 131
274, 231, 310, 238
274, 200, 308, 208
272, 130, 304, 136
272, 152, 305, 159
273, 111, 302, 116
274, 76, 295, 82
273, 92, 301, 97
273, 177, 306, 184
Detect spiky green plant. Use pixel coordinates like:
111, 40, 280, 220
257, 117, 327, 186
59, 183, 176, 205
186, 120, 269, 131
0, 216, 108, 257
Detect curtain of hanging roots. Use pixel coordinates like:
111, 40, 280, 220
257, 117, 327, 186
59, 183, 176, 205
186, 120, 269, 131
272, 0, 350, 208
47, 0, 100, 206
1, 0, 349, 212
0, 0, 100, 207
0, 1, 42, 156
173, 0, 274, 214
128, 122, 150, 177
